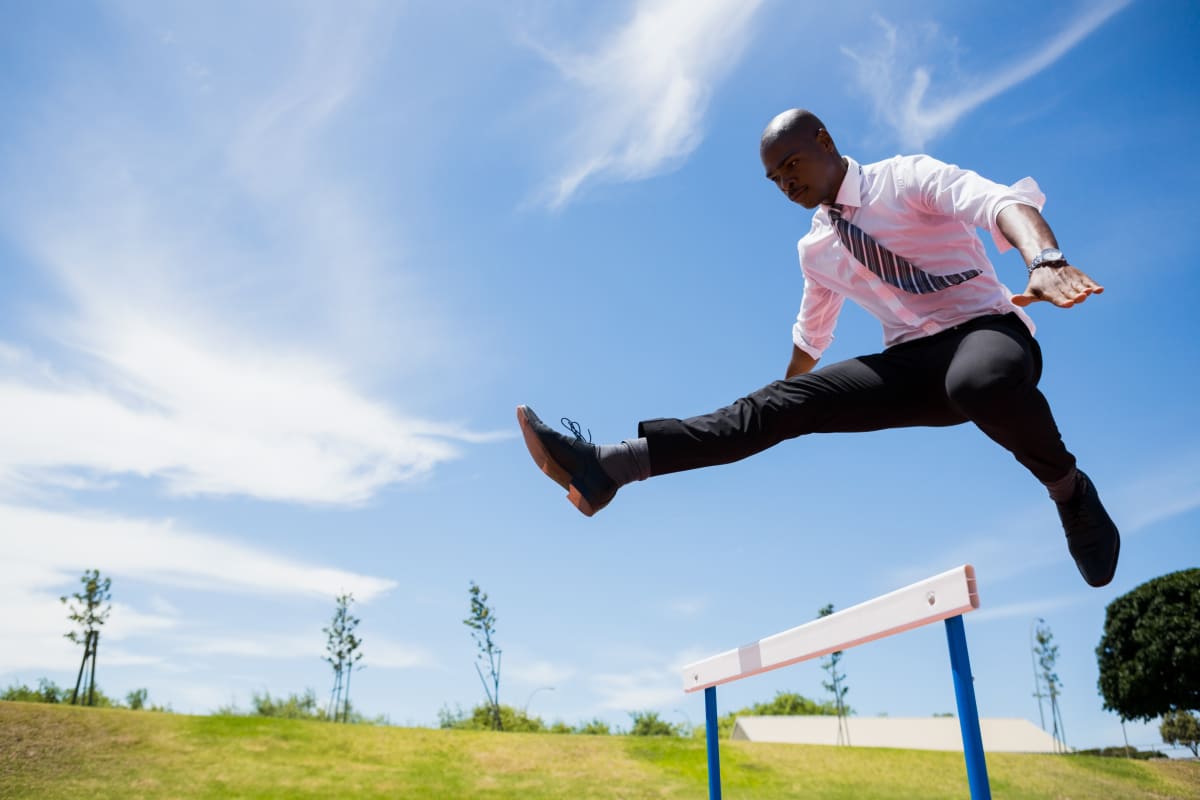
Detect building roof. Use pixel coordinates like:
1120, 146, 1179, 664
731, 716, 1064, 753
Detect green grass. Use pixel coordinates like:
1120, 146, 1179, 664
2, 702, 1197, 799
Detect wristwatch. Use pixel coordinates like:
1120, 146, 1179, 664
1028, 248, 1067, 275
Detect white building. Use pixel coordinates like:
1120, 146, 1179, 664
731, 716, 1064, 753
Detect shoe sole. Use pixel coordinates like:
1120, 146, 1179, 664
516, 405, 598, 517
1094, 535, 1120, 588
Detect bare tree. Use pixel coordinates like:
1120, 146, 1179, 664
323, 593, 364, 723
1033, 618, 1067, 752
464, 581, 502, 731
61, 569, 112, 706
818, 604, 850, 745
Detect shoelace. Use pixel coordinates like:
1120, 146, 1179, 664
560, 417, 592, 443
1059, 476, 1096, 535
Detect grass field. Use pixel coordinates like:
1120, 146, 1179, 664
1, 702, 1197, 799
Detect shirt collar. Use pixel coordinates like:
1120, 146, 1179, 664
825, 156, 862, 212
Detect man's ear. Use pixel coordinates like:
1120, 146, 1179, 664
815, 128, 836, 153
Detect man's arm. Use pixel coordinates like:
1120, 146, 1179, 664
786, 345, 818, 378
997, 204, 1104, 308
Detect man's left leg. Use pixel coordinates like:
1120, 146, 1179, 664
942, 314, 1119, 587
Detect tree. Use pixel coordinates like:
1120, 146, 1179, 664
629, 710, 685, 736
818, 604, 850, 745
705, 691, 841, 740
1160, 710, 1200, 757
1033, 619, 1067, 752
1096, 568, 1200, 721
323, 593, 364, 723
464, 581, 503, 731
60, 569, 112, 706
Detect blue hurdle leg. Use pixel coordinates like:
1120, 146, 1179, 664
705, 685, 722, 800
945, 615, 991, 800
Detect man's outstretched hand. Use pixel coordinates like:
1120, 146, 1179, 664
1011, 264, 1104, 308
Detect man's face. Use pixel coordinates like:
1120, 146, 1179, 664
761, 128, 842, 209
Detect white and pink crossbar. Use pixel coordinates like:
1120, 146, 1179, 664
685, 564, 990, 800
682, 564, 979, 692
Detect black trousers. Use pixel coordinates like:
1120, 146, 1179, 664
638, 313, 1075, 485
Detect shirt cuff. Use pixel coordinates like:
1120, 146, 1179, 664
792, 327, 828, 360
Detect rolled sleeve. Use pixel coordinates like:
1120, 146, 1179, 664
907, 155, 1046, 253
792, 278, 844, 360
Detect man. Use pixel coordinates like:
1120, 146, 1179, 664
517, 109, 1119, 588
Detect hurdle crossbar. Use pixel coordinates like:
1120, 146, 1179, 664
684, 564, 990, 800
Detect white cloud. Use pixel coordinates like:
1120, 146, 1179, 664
0, 319, 502, 505
843, 1, 1130, 149
1113, 451, 1200, 533
506, 658, 575, 687
589, 646, 708, 712
531, 0, 764, 207
592, 667, 681, 711
0, 5, 508, 507
0, 503, 398, 601
970, 594, 1088, 624
665, 595, 708, 618
0, 502, 402, 674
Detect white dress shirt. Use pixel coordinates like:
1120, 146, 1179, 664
792, 155, 1043, 359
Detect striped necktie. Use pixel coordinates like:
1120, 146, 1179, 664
827, 205, 981, 294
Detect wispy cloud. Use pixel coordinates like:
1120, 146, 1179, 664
0, 4, 506, 506
0, 321, 500, 505
0, 502, 399, 673
174, 630, 430, 670
529, 0, 764, 207
970, 594, 1089, 624
1113, 450, 1200, 533
843, 1, 1130, 149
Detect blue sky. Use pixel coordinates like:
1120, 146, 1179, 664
1, 0, 1197, 756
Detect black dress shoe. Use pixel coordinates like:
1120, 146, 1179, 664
1057, 470, 1120, 587
516, 405, 618, 517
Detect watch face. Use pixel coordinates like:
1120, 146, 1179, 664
1039, 248, 1064, 263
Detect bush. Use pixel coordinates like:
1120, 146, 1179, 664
1160, 710, 1200, 757
438, 703, 545, 732
1072, 746, 1167, 760
694, 691, 841, 739
629, 710, 686, 737
1, 678, 119, 707
574, 718, 612, 736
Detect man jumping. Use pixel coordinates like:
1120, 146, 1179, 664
517, 108, 1120, 588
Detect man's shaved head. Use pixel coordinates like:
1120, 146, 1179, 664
759, 108, 846, 208
760, 108, 828, 153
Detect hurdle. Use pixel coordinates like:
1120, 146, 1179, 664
682, 564, 989, 800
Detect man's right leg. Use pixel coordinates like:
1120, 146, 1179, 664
638, 352, 961, 477
519, 346, 962, 515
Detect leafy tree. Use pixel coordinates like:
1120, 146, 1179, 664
61, 569, 112, 706
323, 593, 365, 723
818, 604, 851, 745
1159, 710, 1200, 757
746, 690, 842, 717
702, 691, 841, 739
629, 710, 685, 736
1033, 619, 1067, 751
464, 581, 503, 731
1097, 568, 1200, 721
